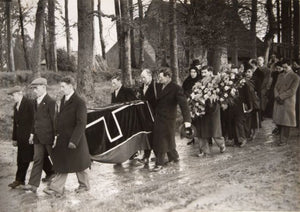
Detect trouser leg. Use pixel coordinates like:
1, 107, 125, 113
28, 144, 46, 187
213, 137, 225, 148
76, 169, 90, 190
143, 149, 151, 159
49, 173, 68, 194
42, 155, 54, 176
15, 150, 30, 183
234, 115, 247, 144
280, 125, 290, 143
167, 149, 179, 162
154, 151, 165, 166
198, 138, 210, 154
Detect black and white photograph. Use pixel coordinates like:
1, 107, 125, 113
0, 0, 299, 211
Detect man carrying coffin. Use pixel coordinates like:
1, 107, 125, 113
152, 68, 192, 171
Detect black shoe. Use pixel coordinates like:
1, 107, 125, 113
8, 181, 24, 189
151, 165, 163, 172
187, 138, 195, 145
42, 174, 55, 183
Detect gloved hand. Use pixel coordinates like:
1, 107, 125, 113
276, 96, 284, 105
185, 127, 193, 136
68, 142, 76, 149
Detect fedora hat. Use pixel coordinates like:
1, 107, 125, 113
179, 124, 197, 139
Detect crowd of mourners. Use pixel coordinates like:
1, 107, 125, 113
6, 54, 300, 198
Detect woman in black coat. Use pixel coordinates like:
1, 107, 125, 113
182, 67, 201, 97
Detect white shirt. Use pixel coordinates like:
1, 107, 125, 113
143, 83, 150, 95
37, 92, 47, 105
65, 90, 74, 102
16, 96, 23, 111
115, 86, 121, 97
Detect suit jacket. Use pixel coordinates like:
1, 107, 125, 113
140, 80, 158, 113
273, 71, 300, 127
111, 86, 137, 103
52, 92, 91, 173
12, 97, 34, 162
152, 82, 191, 153
33, 94, 56, 145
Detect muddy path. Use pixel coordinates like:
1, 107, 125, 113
0, 119, 299, 212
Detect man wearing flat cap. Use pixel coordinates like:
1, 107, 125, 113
8, 86, 54, 190
23, 77, 56, 193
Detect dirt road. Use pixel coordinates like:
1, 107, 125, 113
0, 119, 299, 212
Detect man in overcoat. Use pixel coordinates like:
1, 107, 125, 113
273, 59, 300, 146
111, 74, 137, 104
152, 68, 191, 171
44, 76, 91, 197
23, 78, 56, 193
8, 86, 53, 189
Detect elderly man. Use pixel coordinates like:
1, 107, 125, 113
23, 78, 56, 193
44, 76, 91, 197
152, 68, 191, 171
273, 59, 300, 146
138, 69, 158, 166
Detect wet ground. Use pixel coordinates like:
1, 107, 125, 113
0, 119, 299, 212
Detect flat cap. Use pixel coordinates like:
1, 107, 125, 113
31, 77, 47, 86
7, 86, 23, 95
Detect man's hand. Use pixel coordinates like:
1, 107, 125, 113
29, 134, 34, 145
184, 122, 192, 136
184, 122, 191, 128
68, 142, 76, 149
276, 96, 284, 105
52, 136, 57, 148
12, 140, 17, 147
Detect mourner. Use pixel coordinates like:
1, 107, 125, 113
8, 86, 54, 189
152, 68, 192, 171
111, 74, 137, 104
23, 78, 56, 193
44, 76, 91, 197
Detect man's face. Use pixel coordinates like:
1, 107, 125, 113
141, 71, 152, 85
258, 57, 264, 67
245, 69, 253, 79
111, 78, 122, 91
282, 63, 290, 72
201, 69, 209, 78
158, 73, 169, 85
32, 85, 46, 98
275, 65, 283, 72
60, 82, 73, 96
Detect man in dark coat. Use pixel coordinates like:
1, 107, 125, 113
152, 68, 192, 171
8, 86, 53, 189
138, 69, 158, 165
23, 78, 56, 193
44, 76, 91, 197
111, 74, 137, 104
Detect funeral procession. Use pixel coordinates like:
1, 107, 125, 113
0, 0, 300, 211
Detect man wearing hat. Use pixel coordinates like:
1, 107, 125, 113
8, 86, 54, 189
23, 77, 56, 193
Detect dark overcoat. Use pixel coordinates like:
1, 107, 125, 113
33, 94, 56, 145
152, 82, 191, 154
12, 97, 34, 162
111, 86, 137, 103
140, 80, 158, 113
52, 92, 91, 173
273, 71, 300, 127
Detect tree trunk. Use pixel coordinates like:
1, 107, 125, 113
293, 0, 299, 61
65, 0, 71, 59
48, 0, 57, 72
250, 0, 257, 59
18, 0, 30, 70
169, 0, 179, 84
77, 0, 95, 99
0, 19, 3, 71
97, 0, 106, 59
208, 46, 228, 74
264, 0, 276, 63
43, 19, 49, 70
120, 0, 132, 86
6, 0, 15, 72
32, 0, 47, 78
160, 0, 168, 67
129, 0, 136, 68
137, 0, 144, 68
114, 0, 123, 69
276, 0, 281, 43
281, 0, 291, 58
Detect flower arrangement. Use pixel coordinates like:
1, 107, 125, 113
188, 67, 247, 118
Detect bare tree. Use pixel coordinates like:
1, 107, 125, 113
6, 0, 15, 72
120, 0, 132, 86
31, 0, 47, 78
97, 0, 106, 59
0, 15, 3, 71
48, 0, 57, 72
293, 0, 299, 61
264, 0, 276, 63
77, 0, 95, 98
114, 0, 123, 69
65, 0, 71, 59
138, 0, 144, 68
250, 0, 257, 59
18, 0, 30, 70
169, 0, 179, 83
129, 0, 136, 68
